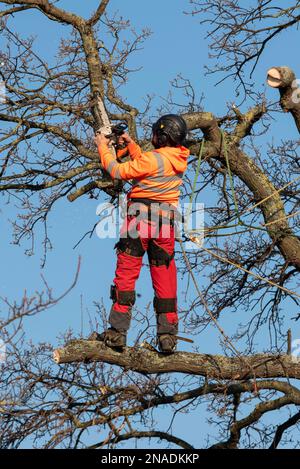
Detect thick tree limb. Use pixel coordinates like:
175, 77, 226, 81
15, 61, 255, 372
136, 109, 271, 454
0, 4, 31, 16
184, 107, 300, 271
89, 430, 194, 450
267, 66, 300, 133
67, 179, 114, 202
269, 410, 300, 449
0, 0, 84, 26
53, 340, 300, 380
220, 145, 300, 270
210, 394, 294, 449
231, 103, 267, 142
183, 111, 221, 143
87, 0, 110, 27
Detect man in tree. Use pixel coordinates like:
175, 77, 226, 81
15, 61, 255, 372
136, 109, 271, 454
93, 115, 189, 353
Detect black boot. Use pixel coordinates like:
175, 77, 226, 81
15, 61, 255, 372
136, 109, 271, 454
157, 334, 177, 353
89, 328, 126, 350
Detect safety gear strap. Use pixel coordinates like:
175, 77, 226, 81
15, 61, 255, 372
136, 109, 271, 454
148, 240, 175, 267
153, 296, 177, 313
110, 285, 136, 306
128, 199, 178, 227
115, 236, 145, 258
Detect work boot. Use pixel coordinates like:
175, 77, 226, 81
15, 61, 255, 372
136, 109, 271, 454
88, 328, 126, 351
157, 334, 177, 353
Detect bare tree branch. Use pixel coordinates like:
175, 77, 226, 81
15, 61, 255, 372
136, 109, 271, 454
0, 0, 84, 26
90, 430, 194, 450
269, 411, 300, 449
87, 0, 110, 27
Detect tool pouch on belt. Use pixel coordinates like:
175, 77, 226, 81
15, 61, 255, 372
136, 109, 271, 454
110, 285, 136, 306
147, 240, 174, 268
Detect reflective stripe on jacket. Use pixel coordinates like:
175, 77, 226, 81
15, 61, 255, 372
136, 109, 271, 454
98, 141, 189, 206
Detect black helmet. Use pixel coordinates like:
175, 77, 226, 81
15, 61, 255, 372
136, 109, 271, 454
152, 114, 187, 148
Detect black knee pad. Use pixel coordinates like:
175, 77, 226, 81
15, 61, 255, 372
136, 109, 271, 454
153, 296, 177, 313
110, 285, 136, 306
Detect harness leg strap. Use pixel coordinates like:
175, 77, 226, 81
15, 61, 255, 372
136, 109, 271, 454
115, 235, 145, 258
147, 240, 174, 268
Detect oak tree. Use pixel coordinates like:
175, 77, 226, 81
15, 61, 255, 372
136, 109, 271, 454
0, 0, 300, 449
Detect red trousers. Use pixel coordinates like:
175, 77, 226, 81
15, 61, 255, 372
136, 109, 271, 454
109, 213, 178, 336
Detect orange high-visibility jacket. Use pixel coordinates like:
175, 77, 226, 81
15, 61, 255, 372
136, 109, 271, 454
98, 140, 189, 206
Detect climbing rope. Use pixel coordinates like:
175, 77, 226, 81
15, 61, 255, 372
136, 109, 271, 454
192, 241, 300, 299
262, 209, 300, 227
179, 238, 258, 389
180, 137, 260, 386
187, 131, 300, 238
184, 131, 299, 298
244, 174, 300, 216
185, 138, 205, 229
178, 130, 299, 388
221, 130, 241, 222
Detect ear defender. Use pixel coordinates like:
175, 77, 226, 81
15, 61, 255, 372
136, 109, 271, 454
152, 114, 187, 148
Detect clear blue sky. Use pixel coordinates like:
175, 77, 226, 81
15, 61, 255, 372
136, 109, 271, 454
1, 0, 300, 448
